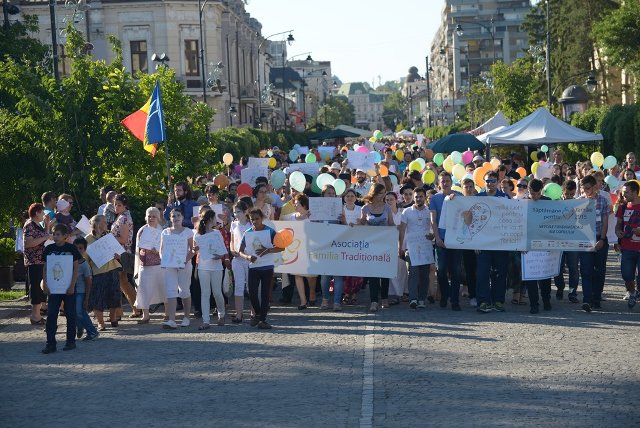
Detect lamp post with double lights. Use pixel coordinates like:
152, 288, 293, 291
256, 30, 294, 128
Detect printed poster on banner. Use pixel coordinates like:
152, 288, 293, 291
347, 151, 377, 172
243, 230, 276, 268
86, 233, 125, 269
309, 197, 342, 222
317, 146, 335, 162
138, 227, 162, 251
273, 221, 398, 278
521, 251, 562, 280
160, 234, 189, 268
46, 254, 74, 294
195, 231, 227, 260
75, 215, 92, 236
527, 199, 597, 250
286, 163, 322, 176
405, 233, 435, 266
241, 168, 267, 186
248, 157, 270, 170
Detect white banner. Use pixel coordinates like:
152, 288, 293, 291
347, 151, 376, 171
521, 251, 562, 280
405, 233, 435, 266
86, 233, 125, 269
243, 230, 275, 268
241, 167, 268, 186
138, 226, 162, 251
46, 254, 73, 294
160, 234, 189, 268
286, 163, 321, 176
309, 197, 342, 222
317, 146, 335, 161
273, 221, 398, 278
248, 157, 270, 170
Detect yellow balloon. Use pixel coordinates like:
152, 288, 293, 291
490, 158, 501, 169
590, 152, 604, 167
531, 161, 539, 174
530, 152, 538, 162
268, 157, 277, 168
396, 149, 404, 161
451, 185, 463, 193
422, 170, 436, 184
443, 156, 454, 173
409, 160, 422, 171
452, 164, 466, 180
223, 153, 233, 166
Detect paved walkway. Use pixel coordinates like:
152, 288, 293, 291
0, 254, 638, 427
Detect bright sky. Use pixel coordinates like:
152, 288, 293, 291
245, 0, 444, 86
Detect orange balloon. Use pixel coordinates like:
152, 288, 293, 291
213, 174, 230, 189
379, 165, 389, 177
511, 179, 518, 189
483, 162, 492, 170
473, 167, 487, 187
274, 229, 294, 249
424, 149, 434, 160
351, 175, 357, 184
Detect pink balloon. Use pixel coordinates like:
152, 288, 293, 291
462, 150, 474, 165
356, 146, 369, 153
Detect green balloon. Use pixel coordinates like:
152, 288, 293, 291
543, 183, 562, 200
305, 153, 317, 163
434, 153, 445, 166
289, 171, 306, 193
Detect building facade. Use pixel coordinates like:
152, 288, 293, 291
337, 82, 388, 131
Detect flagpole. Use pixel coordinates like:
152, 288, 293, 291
164, 141, 173, 195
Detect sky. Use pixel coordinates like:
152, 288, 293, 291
245, 0, 444, 86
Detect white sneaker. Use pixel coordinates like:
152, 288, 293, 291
162, 320, 177, 330
469, 298, 478, 307
417, 301, 426, 309
623, 291, 631, 301
180, 317, 191, 327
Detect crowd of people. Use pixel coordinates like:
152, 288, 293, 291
18, 140, 640, 354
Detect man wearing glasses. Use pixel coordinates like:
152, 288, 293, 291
475, 170, 509, 313
578, 175, 610, 312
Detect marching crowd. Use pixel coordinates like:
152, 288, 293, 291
19, 141, 640, 354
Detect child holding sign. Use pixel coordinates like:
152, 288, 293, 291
41, 224, 82, 354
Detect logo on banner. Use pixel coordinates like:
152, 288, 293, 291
280, 228, 301, 265
457, 202, 491, 243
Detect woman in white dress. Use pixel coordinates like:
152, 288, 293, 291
386, 191, 408, 304
134, 207, 166, 324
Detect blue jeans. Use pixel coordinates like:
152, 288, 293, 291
46, 293, 76, 348
621, 249, 640, 282
435, 247, 461, 305
321, 275, 344, 305
554, 252, 579, 296
476, 250, 508, 305
408, 263, 430, 301
579, 241, 609, 304
75, 293, 98, 336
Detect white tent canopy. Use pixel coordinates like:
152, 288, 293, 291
486, 107, 603, 146
395, 129, 415, 137
476, 126, 506, 143
469, 110, 510, 136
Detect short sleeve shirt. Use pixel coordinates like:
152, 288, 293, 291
616, 202, 640, 251
23, 220, 48, 266
111, 210, 134, 252
75, 260, 92, 294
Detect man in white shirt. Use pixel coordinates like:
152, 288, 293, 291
352, 169, 371, 197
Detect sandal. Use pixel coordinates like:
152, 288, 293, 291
30, 318, 46, 325
388, 298, 400, 306
198, 323, 210, 330
129, 312, 143, 319
231, 316, 243, 324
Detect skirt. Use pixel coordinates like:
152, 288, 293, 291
135, 265, 166, 309
89, 269, 122, 311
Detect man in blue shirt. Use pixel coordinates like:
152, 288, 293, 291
164, 181, 199, 229
475, 170, 509, 313
430, 172, 463, 311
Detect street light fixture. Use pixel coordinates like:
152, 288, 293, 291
256, 30, 294, 129
585, 73, 598, 94
151, 52, 170, 68
228, 105, 237, 127
453, 17, 496, 65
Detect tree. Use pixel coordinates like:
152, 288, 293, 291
381, 92, 408, 130
491, 59, 544, 122
594, 0, 640, 97
466, 82, 500, 128
317, 95, 354, 128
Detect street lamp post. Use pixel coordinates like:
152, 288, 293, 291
256, 30, 294, 128
455, 17, 496, 65
425, 56, 432, 128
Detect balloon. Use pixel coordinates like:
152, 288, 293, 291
374, 130, 383, 140
366, 169, 377, 177
316, 173, 334, 189
590, 152, 604, 167
462, 150, 474, 165
409, 160, 422, 172
289, 149, 299, 162
463, 173, 474, 182
368, 137, 376, 143
451, 185, 463, 193
293, 144, 301, 150
483, 162, 492, 170
389, 174, 398, 185
424, 149, 434, 160
543, 183, 562, 200
451, 151, 462, 165
311, 177, 322, 194
516, 167, 527, 177
541, 145, 549, 153
289, 171, 306, 192
473, 167, 487, 187
433, 153, 445, 166
379, 165, 389, 177
274, 229, 294, 249
223, 153, 233, 166
236, 183, 253, 197
490, 158, 501, 169
452, 164, 466, 180
530, 152, 538, 161
416, 158, 426, 169
271, 169, 286, 189
332, 178, 346, 196
422, 170, 436, 185
611, 193, 618, 206
443, 156, 454, 173
213, 174, 229, 189
268, 157, 277, 169
356, 146, 369, 153
267, 150, 273, 157
353, 144, 360, 151
372, 151, 382, 163
395, 150, 404, 161
604, 175, 619, 188
452, 176, 460, 185
305, 153, 317, 163
603, 155, 617, 170
531, 162, 539, 174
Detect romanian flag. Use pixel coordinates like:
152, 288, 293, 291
121, 80, 166, 156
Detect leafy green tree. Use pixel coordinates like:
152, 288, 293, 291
317, 95, 354, 128
381, 92, 407, 130
466, 82, 500, 128
491, 60, 544, 122
594, 0, 640, 97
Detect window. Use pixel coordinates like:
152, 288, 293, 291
185, 39, 199, 76
130, 40, 148, 74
